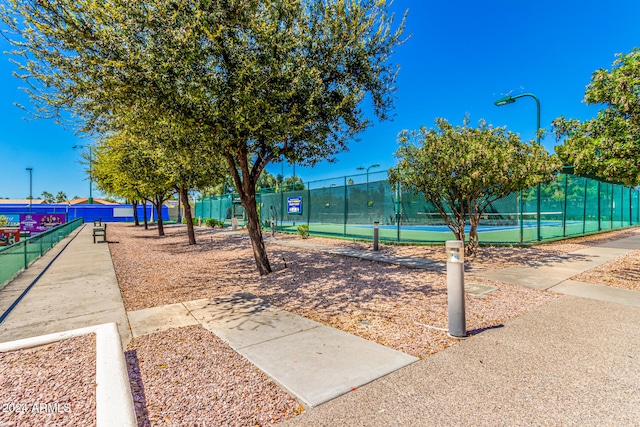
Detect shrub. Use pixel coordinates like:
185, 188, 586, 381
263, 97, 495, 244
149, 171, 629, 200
297, 224, 310, 239
203, 218, 217, 228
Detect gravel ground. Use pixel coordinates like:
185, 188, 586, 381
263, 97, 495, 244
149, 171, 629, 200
125, 325, 303, 426
573, 248, 640, 291
109, 224, 640, 426
109, 224, 559, 358
0, 334, 96, 427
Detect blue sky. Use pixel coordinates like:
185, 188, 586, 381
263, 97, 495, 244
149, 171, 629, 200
1, 0, 640, 199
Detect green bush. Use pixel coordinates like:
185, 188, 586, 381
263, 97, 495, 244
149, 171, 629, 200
297, 224, 310, 239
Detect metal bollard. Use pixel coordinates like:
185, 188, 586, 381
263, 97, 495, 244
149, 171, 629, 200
373, 221, 379, 251
446, 240, 467, 338
198, 217, 202, 227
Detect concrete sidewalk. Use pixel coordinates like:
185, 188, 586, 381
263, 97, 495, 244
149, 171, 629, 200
127, 293, 418, 408
473, 232, 640, 307
283, 295, 640, 426
0, 224, 131, 345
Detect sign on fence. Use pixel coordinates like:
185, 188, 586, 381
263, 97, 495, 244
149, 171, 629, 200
287, 197, 302, 215
20, 213, 66, 235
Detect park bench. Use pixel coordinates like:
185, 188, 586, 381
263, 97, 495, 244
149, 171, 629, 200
93, 223, 107, 243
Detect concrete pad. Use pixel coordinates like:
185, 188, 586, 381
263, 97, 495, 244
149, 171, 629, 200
0, 308, 131, 345
598, 235, 640, 249
127, 303, 198, 338
201, 306, 324, 349
186, 294, 418, 408
572, 246, 631, 257
183, 293, 271, 324
464, 282, 498, 296
240, 325, 418, 408
4, 281, 125, 316
471, 268, 563, 290
550, 280, 640, 307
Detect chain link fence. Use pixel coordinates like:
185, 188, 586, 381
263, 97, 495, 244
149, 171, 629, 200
196, 171, 640, 244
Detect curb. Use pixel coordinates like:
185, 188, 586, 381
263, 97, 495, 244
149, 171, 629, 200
0, 322, 137, 427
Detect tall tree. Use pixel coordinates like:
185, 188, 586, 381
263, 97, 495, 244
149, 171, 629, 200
41, 191, 54, 203
554, 48, 640, 185
92, 132, 174, 236
55, 191, 67, 203
1, 0, 406, 275
389, 118, 560, 256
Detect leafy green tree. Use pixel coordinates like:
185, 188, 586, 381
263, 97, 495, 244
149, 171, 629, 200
41, 191, 54, 203
389, 118, 560, 256
554, 49, 640, 185
93, 132, 174, 235
55, 191, 68, 203
1, 0, 405, 275
282, 176, 306, 191
256, 170, 278, 192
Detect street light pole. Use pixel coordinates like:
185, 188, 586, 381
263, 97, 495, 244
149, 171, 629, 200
493, 93, 540, 143
357, 164, 380, 214
494, 93, 542, 240
356, 163, 381, 184
73, 145, 94, 204
25, 167, 33, 213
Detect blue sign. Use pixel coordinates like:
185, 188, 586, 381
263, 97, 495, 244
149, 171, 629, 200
0, 214, 20, 227
287, 197, 302, 215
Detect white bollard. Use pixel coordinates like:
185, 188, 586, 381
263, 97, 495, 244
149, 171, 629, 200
446, 240, 467, 338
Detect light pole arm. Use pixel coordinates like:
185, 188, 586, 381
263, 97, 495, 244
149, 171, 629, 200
510, 93, 540, 143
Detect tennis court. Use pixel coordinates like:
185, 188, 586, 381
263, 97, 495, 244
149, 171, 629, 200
197, 172, 640, 245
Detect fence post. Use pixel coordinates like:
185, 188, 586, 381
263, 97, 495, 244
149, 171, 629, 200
562, 174, 568, 237
396, 182, 401, 242
631, 189, 635, 225
343, 176, 347, 237
23, 240, 28, 270
519, 189, 524, 243
536, 183, 541, 241
610, 185, 614, 229
583, 179, 588, 234
307, 188, 311, 227
597, 181, 601, 231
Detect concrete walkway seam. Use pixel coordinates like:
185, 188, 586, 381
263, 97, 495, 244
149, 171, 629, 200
0, 322, 137, 427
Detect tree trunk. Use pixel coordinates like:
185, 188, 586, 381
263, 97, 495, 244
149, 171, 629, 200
155, 195, 165, 237
225, 151, 272, 276
132, 200, 140, 226
143, 200, 149, 230
242, 191, 272, 275
467, 219, 479, 257
179, 186, 196, 245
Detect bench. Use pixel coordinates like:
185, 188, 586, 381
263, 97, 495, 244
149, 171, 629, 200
93, 224, 107, 243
